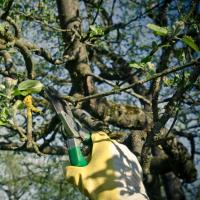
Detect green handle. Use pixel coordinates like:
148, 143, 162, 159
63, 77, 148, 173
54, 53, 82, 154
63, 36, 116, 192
68, 146, 88, 167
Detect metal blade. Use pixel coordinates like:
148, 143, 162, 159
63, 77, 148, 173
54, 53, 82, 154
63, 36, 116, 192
45, 87, 80, 138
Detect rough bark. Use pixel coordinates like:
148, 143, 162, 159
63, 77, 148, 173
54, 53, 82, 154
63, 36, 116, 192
162, 173, 185, 200
57, 0, 95, 97
124, 129, 197, 182
0, 1, 198, 199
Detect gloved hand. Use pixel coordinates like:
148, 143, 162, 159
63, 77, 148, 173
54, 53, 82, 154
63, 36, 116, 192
66, 131, 149, 200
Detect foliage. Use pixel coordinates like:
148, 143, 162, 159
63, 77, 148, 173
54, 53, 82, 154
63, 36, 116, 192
17, 80, 44, 96
147, 23, 168, 36
181, 35, 199, 52
0, 152, 87, 200
0, 0, 200, 200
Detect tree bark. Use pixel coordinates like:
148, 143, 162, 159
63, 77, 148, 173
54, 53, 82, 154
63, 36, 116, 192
162, 173, 185, 200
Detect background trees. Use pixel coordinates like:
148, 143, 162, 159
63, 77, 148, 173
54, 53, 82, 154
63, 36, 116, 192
0, 0, 200, 199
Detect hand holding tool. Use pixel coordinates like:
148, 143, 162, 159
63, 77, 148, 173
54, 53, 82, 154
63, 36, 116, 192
45, 87, 88, 167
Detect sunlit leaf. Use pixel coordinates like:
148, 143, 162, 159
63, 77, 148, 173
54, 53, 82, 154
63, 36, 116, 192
18, 80, 44, 94
147, 23, 168, 36
129, 62, 146, 69
182, 35, 199, 52
89, 25, 105, 37
0, 120, 6, 126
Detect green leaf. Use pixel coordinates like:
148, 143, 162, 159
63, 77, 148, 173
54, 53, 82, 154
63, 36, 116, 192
141, 55, 152, 63
160, 43, 170, 48
18, 80, 44, 94
12, 88, 22, 96
20, 90, 32, 96
0, 107, 9, 126
0, 120, 6, 126
0, 84, 5, 90
13, 100, 24, 110
163, 77, 173, 86
129, 62, 146, 69
0, 24, 4, 32
181, 35, 199, 52
147, 23, 168, 36
146, 62, 155, 70
90, 25, 98, 32
0, 93, 7, 98
12, 100, 24, 124
171, 21, 185, 35
89, 25, 105, 37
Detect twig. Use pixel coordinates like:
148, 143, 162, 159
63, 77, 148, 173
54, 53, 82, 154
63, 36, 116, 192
0, 142, 66, 155
109, 0, 117, 22
12, 100, 27, 141
15, 40, 34, 79
18, 39, 74, 65
165, 101, 181, 138
15, 11, 70, 33
141, 62, 200, 175
23, 95, 43, 155
125, 1, 163, 26
75, 60, 198, 103
5, 16, 21, 38
73, 108, 107, 131
174, 130, 197, 161
23, 96, 33, 149
1, 0, 14, 19
91, 0, 104, 24
87, 73, 152, 105
0, 50, 14, 73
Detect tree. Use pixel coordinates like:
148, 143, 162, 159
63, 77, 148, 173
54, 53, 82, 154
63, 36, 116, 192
0, 0, 199, 199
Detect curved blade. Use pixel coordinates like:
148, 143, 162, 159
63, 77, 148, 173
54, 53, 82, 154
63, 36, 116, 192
45, 87, 80, 138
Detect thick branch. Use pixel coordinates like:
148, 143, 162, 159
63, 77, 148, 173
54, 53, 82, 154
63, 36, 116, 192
15, 40, 34, 79
85, 99, 152, 129
124, 128, 197, 183
0, 142, 66, 155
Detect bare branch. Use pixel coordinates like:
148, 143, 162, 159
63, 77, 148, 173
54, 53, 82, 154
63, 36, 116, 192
0, 142, 66, 155
87, 73, 152, 105
75, 60, 198, 103
5, 16, 21, 38
0, 50, 14, 72
1, 0, 14, 19
15, 40, 34, 79
141, 63, 200, 175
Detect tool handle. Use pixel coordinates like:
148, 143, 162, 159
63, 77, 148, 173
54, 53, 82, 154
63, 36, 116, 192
68, 146, 87, 166
67, 138, 88, 167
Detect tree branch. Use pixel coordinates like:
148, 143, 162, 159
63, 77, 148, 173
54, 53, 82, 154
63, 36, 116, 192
15, 40, 34, 79
75, 60, 198, 103
1, 0, 14, 19
141, 63, 200, 175
0, 142, 66, 155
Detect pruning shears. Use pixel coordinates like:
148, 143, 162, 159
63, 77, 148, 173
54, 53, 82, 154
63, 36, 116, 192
45, 87, 89, 167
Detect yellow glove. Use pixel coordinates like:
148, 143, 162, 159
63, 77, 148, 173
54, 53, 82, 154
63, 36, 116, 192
66, 131, 149, 200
